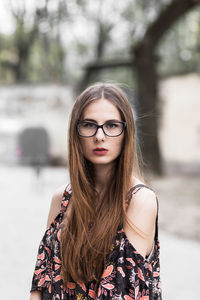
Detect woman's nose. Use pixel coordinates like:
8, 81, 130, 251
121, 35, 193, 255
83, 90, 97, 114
94, 127, 105, 141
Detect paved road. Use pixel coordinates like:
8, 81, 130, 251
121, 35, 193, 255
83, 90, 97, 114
0, 165, 199, 299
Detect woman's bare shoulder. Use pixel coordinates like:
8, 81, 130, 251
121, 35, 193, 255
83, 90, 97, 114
128, 175, 157, 230
131, 175, 157, 204
125, 176, 157, 257
46, 184, 68, 228
52, 184, 67, 203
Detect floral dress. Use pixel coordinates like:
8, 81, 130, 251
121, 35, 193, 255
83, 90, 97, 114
31, 183, 162, 299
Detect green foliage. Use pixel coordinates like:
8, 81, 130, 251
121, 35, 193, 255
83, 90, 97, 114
0, 0, 199, 84
28, 35, 66, 82
0, 34, 16, 83
157, 6, 200, 76
97, 68, 136, 90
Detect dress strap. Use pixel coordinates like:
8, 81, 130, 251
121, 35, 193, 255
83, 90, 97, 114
126, 184, 159, 241
60, 183, 72, 213
126, 184, 154, 206
130, 183, 154, 194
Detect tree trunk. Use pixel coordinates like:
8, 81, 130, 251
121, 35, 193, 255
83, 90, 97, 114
14, 43, 29, 81
133, 0, 200, 175
134, 46, 162, 174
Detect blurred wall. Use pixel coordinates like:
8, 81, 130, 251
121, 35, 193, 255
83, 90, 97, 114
0, 84, 73, 165
159, 73, 200, 173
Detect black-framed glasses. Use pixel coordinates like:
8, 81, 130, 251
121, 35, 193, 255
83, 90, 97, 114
77, 121, 126, 137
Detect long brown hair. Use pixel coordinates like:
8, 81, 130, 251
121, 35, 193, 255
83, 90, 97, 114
61, 83, 143, 284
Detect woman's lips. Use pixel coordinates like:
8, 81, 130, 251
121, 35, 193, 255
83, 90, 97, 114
93, 148, 108, 156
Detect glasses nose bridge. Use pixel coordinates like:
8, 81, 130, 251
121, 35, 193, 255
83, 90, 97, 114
95, 124, 106, 136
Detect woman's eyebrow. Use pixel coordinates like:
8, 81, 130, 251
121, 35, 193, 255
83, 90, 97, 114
82, 118, 121, 123
82, 118, 97, 123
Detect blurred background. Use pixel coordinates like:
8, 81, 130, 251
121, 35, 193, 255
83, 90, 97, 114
0, 0, 200, 299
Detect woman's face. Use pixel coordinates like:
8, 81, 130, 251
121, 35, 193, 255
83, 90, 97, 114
79, 99, 124, 167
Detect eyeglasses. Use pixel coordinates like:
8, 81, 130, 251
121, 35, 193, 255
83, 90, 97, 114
77, 121, 126, 137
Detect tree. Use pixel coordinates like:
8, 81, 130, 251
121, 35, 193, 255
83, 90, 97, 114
133, 0, 200, 174
79, 0, 200, 175
11, 7, 38, 81
33, 0, 67, 82
0, 0, 67, 82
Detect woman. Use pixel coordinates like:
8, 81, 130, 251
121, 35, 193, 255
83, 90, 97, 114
30, 83, 162, 299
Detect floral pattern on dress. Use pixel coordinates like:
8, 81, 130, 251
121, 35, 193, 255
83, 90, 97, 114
31, 183, 162, 299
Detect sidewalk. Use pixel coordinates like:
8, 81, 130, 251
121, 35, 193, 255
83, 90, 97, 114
149, 173, 200, 241
159, 229, 200, 299
0, 165, 199, 299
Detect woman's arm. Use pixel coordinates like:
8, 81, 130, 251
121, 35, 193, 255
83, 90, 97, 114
30, 291, 42, 300
30, 185, 66, 298
124, 187, 158, 259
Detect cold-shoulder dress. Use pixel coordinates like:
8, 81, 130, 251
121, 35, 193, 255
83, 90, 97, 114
30, 184, 162, 299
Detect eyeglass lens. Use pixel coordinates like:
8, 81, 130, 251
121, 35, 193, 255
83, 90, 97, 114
78, 121, 124, 137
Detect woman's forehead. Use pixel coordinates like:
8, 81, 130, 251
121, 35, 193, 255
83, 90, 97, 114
82, 99, 121, 121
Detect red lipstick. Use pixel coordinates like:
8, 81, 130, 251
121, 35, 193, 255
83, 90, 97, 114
93, 148, 108, 156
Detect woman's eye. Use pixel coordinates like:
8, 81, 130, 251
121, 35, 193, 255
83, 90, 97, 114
106, 123, 118, 129
82, 122, 96, 128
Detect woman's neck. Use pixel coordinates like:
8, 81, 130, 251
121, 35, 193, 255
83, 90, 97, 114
94, 163, 114, 193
